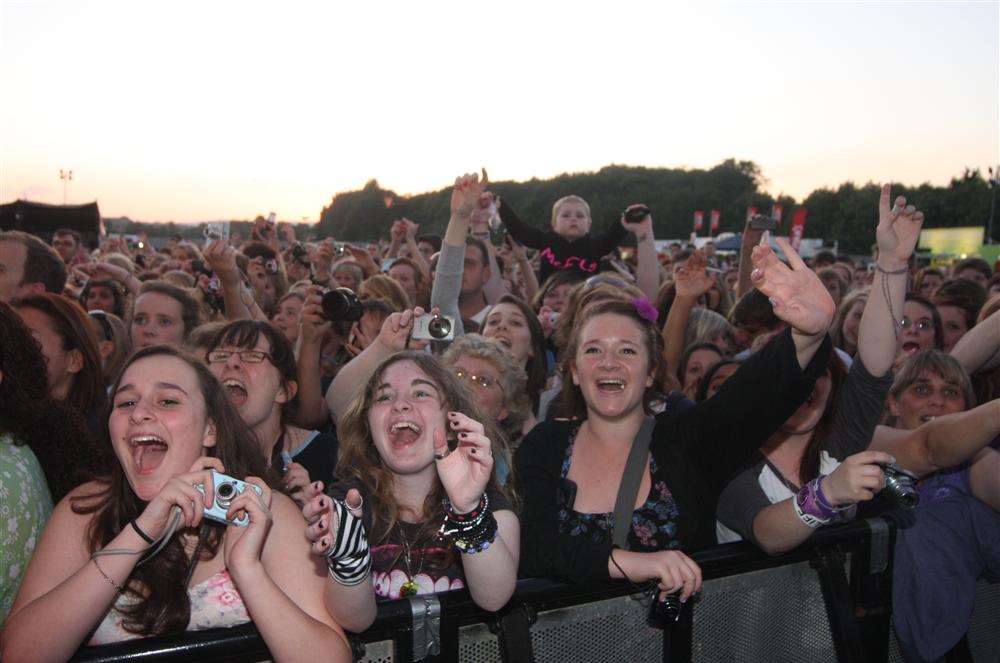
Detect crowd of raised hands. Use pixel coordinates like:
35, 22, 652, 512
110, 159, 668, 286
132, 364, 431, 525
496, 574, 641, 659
0, 172, 998, 663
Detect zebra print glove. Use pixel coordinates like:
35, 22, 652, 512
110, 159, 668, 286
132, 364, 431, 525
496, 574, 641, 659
325, 498, 372, 586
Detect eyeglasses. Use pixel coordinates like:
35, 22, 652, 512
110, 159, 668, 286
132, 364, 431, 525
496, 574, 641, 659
899, 318, 933, 333
454, 369, 499, 390
207, 349, 275, 364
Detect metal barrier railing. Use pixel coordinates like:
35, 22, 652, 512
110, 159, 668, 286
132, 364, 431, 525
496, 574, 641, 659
69, 517, 996, 663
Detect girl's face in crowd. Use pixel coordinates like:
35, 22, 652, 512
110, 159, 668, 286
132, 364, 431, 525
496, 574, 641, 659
897, 300, 937, 358
451, 356, 507, 422
334, 266, 360, 292
16, 306, 81, 401
781, 370, 833, 435
572, 313, 653, 421
682, 348, 722, 395
388, 263, 418, 303
703, 363, 739, 400
369, 360, 447, 475
109, 355, 216, 502
271, 297, 303, 344
85, 285, 116, 313
841, 300, 866, 350
889, 370, 967, 431
542, 284, 574, 314
132, 292, 186, 349
209, 335, 288, 430
935, 305, 968, 353
482, 303, 534, 364
918, 274, 942, 299
553, 201, 591, 240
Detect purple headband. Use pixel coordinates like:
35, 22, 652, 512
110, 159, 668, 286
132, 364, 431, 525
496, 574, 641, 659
632, 298, 658, 324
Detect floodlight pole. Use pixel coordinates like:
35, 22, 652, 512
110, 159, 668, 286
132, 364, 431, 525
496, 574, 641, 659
59, 169, 73, 205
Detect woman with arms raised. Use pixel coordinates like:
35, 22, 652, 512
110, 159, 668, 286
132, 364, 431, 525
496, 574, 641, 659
515, 235, 836, 601
1, 346, 350, 663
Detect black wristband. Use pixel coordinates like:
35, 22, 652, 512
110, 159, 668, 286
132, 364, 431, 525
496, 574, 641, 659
130, 519, 155, 545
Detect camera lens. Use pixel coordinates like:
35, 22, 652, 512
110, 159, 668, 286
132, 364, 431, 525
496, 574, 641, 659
321, 288, 364, 322
647, 592, 682, 629
427, 315, 453, 340
216, 481, 237, 507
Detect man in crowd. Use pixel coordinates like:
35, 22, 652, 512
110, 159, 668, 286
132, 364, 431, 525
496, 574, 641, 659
459, 236, 492, 326
0, 231, 67, 303
51, 229, 84, 266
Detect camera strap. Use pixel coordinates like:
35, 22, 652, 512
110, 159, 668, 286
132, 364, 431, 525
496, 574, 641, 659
611, 416, 656, 550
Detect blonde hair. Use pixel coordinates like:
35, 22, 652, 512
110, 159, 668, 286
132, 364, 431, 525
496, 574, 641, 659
550, 195, 591, 228
683, 308, 732, 351
831, 288, 869, 354
358, 274, 411, 312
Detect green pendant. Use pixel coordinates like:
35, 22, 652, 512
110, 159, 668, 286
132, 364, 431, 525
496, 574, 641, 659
400, 580, 419, 597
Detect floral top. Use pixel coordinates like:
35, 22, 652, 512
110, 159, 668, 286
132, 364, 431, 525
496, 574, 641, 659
0, 434, 53, 621
558, 426, 681, 551
88, 569, 250, 645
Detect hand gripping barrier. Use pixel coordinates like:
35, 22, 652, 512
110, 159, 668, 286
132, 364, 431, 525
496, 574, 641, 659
71, 517, 1000, 663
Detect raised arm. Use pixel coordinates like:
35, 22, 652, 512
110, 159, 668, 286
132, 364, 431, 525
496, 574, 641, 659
750, 236, 837, 369
736, 221, 766, 299
871, 398, 1000, 477
662, 250, 714, 377
497, 197, 549, 249
293, 287, 332, 429
624, 206, 660, 300
324, 307, 424, 422
858, 184, 924, 377
203, 239, 255, 321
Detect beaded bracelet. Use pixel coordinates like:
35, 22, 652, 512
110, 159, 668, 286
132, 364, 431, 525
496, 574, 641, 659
440, 493, 497, 554
794, 477, 837, 528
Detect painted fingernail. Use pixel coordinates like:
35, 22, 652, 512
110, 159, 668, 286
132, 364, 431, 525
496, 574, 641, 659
321, 538, 328, 547
313, 482, 321, 489
319, 498, 325, 508
318, 521, 325, 530
460, 432, 469, 438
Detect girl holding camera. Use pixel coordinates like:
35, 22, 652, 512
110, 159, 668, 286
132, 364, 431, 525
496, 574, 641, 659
2, 346, 349, 662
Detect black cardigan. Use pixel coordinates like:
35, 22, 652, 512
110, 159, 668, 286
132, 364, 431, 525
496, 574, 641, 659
514, 329, 831, 583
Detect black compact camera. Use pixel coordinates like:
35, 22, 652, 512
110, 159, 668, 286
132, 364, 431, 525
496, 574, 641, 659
623, 206, 651, 223
647, 590, 682, 629
879, 462, 919, 509
291, 243, 309, 263
321, 288, 364, 322
748, 214, 779, 231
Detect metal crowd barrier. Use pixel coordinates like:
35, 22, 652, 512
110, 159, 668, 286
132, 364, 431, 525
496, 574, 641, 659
72, 517, 1000, 663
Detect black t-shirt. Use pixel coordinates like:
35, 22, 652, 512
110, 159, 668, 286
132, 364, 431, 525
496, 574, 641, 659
328, 480, 512, 600
276, 431, 338, 485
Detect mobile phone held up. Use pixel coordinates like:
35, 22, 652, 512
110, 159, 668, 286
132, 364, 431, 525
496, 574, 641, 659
748, 214, 779, 232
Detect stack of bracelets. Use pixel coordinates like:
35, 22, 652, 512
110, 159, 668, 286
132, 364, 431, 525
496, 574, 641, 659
439, 493, 497, 554
793, 476, 852, 528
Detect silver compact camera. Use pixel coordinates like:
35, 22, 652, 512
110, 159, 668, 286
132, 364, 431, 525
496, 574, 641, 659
411, 313, 455, 342
196, 470, 263, 527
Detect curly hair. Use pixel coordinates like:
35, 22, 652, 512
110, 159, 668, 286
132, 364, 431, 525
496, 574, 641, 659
0, 301, 101, 501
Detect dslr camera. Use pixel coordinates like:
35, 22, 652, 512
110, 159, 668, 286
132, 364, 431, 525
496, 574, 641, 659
321, 287, 364, 322
412, 313, 455, 342
879, 462, 919, 509
196, 470, 263, 527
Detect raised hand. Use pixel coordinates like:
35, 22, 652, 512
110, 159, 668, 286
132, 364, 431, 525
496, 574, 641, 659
433, 411, 493, 514
222, 476, 273, 577
450, 169, 489, 219
77, 260, 130, 284
203, 239, 240, 283
876, 184, 924, 267
402, 218, 419, 241
133, 457, 226, 539
374, 306, 427, 352
344, 245, 379, 278
299, 287, 332, 346
820, 450, 895, 506
673, 250, 714, 301
751, 237, 835, 336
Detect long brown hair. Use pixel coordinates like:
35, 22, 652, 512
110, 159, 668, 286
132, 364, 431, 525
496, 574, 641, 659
71, 345, 268, 637
13, 293, 107, 414
483, 295, 547, 413
557, 299, 665, 420
335, 351, 510, 559
795, 346, 849, 484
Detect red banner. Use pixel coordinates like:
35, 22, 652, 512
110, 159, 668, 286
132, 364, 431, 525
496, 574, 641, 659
772, 204, 783, 225
710, 209, 720, 234
693, 210, 704, 232
789, 208, 808, 251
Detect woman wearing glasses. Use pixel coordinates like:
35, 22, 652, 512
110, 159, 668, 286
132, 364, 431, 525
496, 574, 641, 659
442, 334, 535, 476
206, 320, 338, 504
896, 294, 943, 361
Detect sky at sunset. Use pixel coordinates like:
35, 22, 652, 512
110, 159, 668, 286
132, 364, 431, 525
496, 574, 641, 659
1, 1, 997, 223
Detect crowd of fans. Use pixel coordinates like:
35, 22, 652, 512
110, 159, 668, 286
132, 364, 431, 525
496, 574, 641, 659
1, 172, 998, 663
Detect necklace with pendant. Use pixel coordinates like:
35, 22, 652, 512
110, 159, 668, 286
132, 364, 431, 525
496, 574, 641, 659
398, 525, 426, 598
